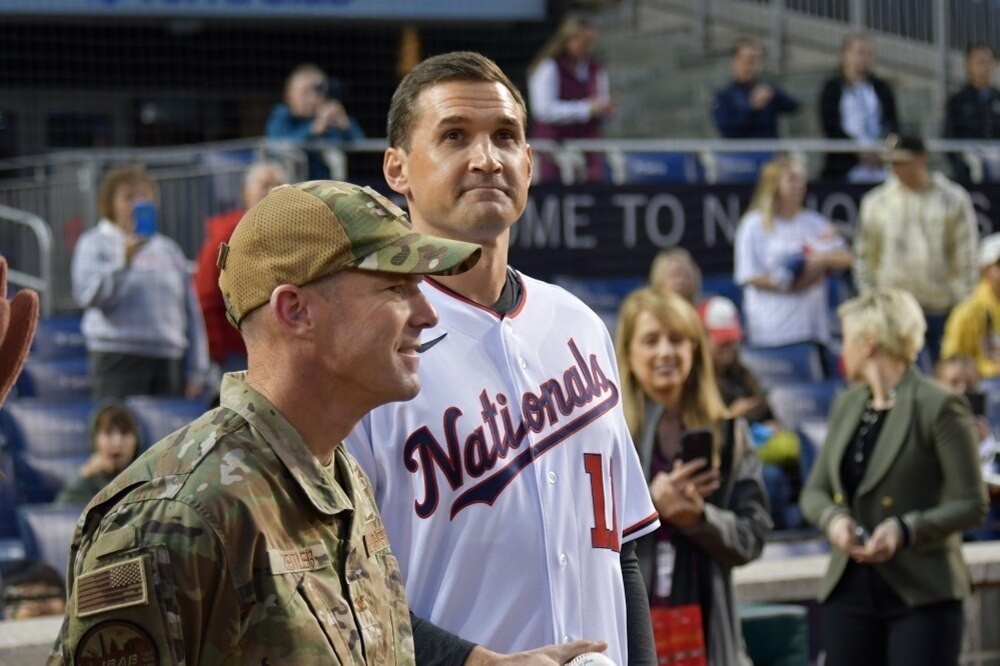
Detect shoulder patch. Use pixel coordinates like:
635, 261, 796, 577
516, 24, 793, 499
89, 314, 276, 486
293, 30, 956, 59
76, 557, 149, 618
75, 619, 158, 666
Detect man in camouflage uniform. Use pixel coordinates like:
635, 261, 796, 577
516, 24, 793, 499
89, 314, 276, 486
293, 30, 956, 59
50, 180, 481, 665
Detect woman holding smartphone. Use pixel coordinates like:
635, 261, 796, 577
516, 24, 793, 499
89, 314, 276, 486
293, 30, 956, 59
800, 289, 987, 666
71, 165, 208, 400
614, 286, 772, 666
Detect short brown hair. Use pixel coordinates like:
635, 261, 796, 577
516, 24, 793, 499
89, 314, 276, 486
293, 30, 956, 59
387, 51, 527, 150
96, 165, 156, 221
90, 400, 142, 457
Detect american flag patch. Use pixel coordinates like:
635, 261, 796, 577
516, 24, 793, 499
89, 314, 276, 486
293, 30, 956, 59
76, 557, 149, 618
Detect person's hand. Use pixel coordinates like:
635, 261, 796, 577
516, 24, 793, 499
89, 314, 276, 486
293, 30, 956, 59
729, 396, 765, 418
588, 97, 617, 120
184, 379, 203, 400
79, 450, 116, 479
650, 463, 707, 529
321, 100, 351, 130
827, 513, 861, 553
465, 640, 608, 665
124, 236, 147, 265
667, 457, 720, 499
851, 518, 902, 564
749, 84, 774, 109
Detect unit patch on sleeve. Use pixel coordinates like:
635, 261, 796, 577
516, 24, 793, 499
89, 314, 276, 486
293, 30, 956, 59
76, 557, 149, 618
74, 619, 159, 666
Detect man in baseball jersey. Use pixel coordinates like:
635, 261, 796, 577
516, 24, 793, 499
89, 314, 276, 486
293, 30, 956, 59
346, 51, 660, 664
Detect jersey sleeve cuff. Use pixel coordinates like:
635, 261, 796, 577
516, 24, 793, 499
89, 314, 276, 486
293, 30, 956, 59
622, 511, 660, 543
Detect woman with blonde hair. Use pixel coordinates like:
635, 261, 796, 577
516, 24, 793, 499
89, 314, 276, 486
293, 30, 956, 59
801, 288, 987, 666
528, 14, 615, 182
615, 286, 771, 666
734, 156, 851, 346
648, 247, 702, 305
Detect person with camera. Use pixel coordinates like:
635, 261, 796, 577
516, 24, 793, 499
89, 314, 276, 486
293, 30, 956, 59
71, 165, 208, 400
800, 288, 987, 666
264, 63, 365, 180
614, 286, 772, 666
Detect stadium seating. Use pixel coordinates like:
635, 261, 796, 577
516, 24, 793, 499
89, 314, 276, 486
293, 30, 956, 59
0, 399, 93, 504
607, 151, 703, 184
0, 455, 20, 540
769, 380, 844, 432
125, 395, 207, 450
797, 418, 830, 483
704, 151, 774, 183
30, 315, 86, 361
17, 504, 85, 582
15, 357, 91, 400
739, 343, 827, 387
701, 273, 743, 312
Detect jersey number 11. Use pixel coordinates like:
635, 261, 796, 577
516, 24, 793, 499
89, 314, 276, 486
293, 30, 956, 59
584, 453, 620, 551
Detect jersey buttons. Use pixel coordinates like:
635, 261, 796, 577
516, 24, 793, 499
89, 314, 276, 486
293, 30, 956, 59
559, 553, 568, 567
547, 471, 557, 484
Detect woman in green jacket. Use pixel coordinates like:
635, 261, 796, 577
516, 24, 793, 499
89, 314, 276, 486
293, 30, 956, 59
800, 288, 988, 666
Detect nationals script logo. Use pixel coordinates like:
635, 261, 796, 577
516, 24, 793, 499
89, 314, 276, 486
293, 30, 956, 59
403, 338, 620, 519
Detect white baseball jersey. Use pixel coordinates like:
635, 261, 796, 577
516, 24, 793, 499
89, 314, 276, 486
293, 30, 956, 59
346, 270, 659, 664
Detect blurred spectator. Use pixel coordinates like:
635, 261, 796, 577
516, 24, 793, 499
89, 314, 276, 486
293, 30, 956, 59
615, 287, 770, 666
699, 295, 802, 528
71, 165, 209, 400
940, 233, 1000, 379
648, 247, 702, 305
195, 161, 287, 371
819, 34, 899, 181
854, 135, 979, 360
735, 157, 851, 346
0, 560, 65, 620
800, 289, 986, 666
528, 15, 615, 183
712, 39, 800, 139
934, 355, 1000, 540
265, 63, 365, 180
944, 44, 1000, 182
55, 400, 141, 506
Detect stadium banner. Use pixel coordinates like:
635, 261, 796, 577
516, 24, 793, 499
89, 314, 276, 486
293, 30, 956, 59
509, 182, 1000, 280
0, 0, 545, 20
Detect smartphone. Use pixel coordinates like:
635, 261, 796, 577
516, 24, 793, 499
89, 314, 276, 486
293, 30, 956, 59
965, 390, 986, 418
133, 200, 157, 238
679, 429, 714, 464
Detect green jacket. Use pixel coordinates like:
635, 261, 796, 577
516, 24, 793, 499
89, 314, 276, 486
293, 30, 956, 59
800, 366, 988, 605
50, 372, 415, 665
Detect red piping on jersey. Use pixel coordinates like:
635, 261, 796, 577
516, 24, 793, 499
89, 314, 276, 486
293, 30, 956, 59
623, 511, 659, 537
423, 272, 528, 319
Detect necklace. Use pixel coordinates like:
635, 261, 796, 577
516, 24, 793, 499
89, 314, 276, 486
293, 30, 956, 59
851, 390, 894, 466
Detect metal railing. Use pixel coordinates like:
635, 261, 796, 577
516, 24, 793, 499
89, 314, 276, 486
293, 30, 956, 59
3, 136, 1000, 312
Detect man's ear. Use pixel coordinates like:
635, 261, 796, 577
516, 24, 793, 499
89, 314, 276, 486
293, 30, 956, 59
524, 143, 534, 184
383, 148, 411, 198
269, 285, 312, 335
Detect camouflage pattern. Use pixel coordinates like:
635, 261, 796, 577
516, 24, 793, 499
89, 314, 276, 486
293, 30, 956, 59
218, 180, 481, 327
49, 372, 415, 665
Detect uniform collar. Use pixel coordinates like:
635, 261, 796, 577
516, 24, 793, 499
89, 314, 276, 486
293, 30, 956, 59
220, 372, 354, 516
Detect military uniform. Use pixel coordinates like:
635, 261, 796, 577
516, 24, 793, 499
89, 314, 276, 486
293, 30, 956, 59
50, 372, 415, 665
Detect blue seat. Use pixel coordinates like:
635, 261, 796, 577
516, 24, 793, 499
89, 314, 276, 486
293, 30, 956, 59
701, 273, 743, 312
16, 357, 91, 400
797, 418, 830, 483
0, 454, 20, 539
125, 396, 206, 450
0, 400, 94, 503
739, 343, 827, 387
708, 151, 774, 183
30, 315, 86, 361
17, 504, 85, 582
769, 380, 843, 431
615, 152, 703, 184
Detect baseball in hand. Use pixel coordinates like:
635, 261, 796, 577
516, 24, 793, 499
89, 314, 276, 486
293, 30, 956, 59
568, 653, 617, 666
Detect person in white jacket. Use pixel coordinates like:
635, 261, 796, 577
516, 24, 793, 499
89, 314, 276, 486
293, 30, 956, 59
71, 165, 208, 400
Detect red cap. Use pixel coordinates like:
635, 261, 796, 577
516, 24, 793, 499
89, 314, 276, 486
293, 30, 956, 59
697, 296, 743, 345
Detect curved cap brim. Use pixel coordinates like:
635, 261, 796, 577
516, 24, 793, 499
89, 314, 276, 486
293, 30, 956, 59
355, 231, 482, 277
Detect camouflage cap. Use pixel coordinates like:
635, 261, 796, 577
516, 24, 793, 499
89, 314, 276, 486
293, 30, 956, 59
217, 180, 481, 326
